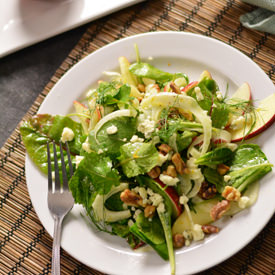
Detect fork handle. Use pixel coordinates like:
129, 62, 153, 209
52, 215, 63, 275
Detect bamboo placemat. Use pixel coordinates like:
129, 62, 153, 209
0, 0, 274, 274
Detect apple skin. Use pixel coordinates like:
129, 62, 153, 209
180, 81, 198, 93
154, 178, 182, 217
230, 82, 252, 102
231, 114, 275, 142
230, 93, 275, 142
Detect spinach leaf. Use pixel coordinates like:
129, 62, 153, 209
195, 147, 233, 166
20, 114, 85, 174
129, 62, 174, 82
89, 117, 137, 157
119, 142, 159, 177
130, 213, 169, 260
227, 144, 272, 192
69, 152, 120, 210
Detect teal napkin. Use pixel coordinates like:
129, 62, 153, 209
240, 0, 275, 34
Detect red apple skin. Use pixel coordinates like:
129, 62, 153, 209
212, 138, 228, 144
231, 114, 275, 142
180, 81, 198, 93
154, 178, 182, 217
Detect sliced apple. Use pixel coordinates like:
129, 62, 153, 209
198, 70, 212, 82
225, 82, 252, 128
228, 82, 252, 105
180, 81, 198, 93
73, 101, 90, 135
212, 128, 232, 144
230, 93, 275, 142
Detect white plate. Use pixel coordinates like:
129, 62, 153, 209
0, 0, 144, 58
25, 32, 275, 275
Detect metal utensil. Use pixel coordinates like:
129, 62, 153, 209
47, 141, 74, 275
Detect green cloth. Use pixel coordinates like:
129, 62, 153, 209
240, 0, 275, 34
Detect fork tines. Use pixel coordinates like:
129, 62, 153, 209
47, 141, 73, 193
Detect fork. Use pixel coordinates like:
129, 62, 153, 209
47, 141, 74, 275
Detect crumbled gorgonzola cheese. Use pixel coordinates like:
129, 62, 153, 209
82, 138, 91, 153
106, 125, 118, 135
157, 153, 169, 167
130, 135, 144, 143
137, 114, 155, 138
230, 116, 245, 130
75, 155, 84, 168
157, 202, 165, 213
194, 87, 204, 101
192, 224, 205, 241
150, 193, 163, 207
61, 127, 75, 143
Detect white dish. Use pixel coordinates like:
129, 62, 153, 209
25, 32, 275, 275
0, 0, 144, 58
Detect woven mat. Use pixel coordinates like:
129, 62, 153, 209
0, 0, 274, 274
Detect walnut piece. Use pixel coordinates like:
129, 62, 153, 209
222, 186, 241, 201
173, 234, 185, 248
217, 164, 230, 175
147, 166, 161, 179
144, 205, 156, 218
120, 189, 145, 207
198, 181, 217, 200
158, 144, 172, 155
137, 83, 145, 92
170, 82, 181, 94
163, 165, 177, 178
210, 200, 230, 221
171, 153, 185, 175
201, 225, 220, 234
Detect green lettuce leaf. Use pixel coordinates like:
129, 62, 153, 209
20, 114, 85, 174
69, 152, 120, 210
227, 144, 272, 192
96, 82, 134, 106
89, 117, 137, 157
119, 142, 159, 177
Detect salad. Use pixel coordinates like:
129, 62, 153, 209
20, 48, 274, 274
